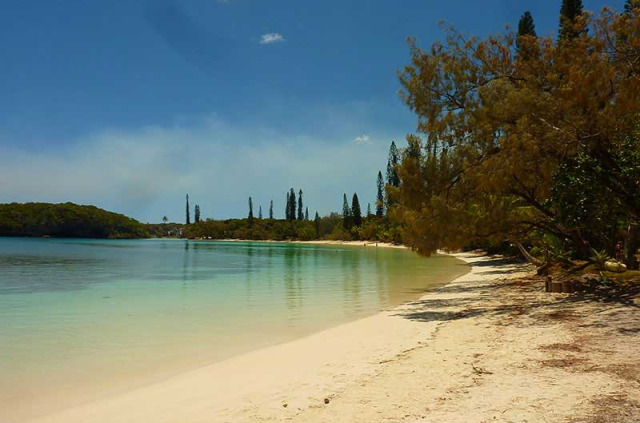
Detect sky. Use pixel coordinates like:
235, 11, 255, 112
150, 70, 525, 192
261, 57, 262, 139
0, 0, 625, 222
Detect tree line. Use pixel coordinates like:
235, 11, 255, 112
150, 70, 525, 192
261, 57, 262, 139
174, 139, 404, 242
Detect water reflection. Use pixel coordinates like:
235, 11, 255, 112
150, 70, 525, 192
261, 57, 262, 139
283, 246, 303, 320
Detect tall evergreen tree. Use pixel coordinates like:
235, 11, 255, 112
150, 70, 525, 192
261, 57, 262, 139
285, 192, 291, 220
342, 193, 352, 230
297, 189, 304, 220
194, 204, 201, 223
314, 211, 320, 234
516, 11, 537, 55
289, 188, 296, 221
259, 205, 262, 219
269, 200, 274, 219
376, 171, 384, 217
248, 197, 254, 220
386, 141, 400, 187
185, 194, 191, 225
367, 203, 372, 217
625, 0, 640, 14
559, 0, 585, 41
351, 193, 362, 226
305, 207, 309, 221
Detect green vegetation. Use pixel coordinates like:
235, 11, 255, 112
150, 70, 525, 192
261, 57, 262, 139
185, 194, 190, 225
298, 189, 304, 221
559, 0, 585, 41
376, 171, 384, 217
516, 11, 537, 57
194, 205, 201, 223
182, 213, 399, 243
392, 1, 640, 270
0, 202, 148, 238
590, 249, 611, 271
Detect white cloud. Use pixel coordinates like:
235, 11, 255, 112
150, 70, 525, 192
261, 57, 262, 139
353, 134, 371, 144
0, 115, 399, 223
259, 33, 285, 45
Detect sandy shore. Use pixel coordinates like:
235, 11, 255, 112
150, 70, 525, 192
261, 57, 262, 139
210, 238, 408, 249
30, 253, 640, 423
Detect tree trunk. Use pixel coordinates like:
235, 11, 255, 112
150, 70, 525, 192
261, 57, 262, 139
513, 241, 543, 266
625, 221, 639, 270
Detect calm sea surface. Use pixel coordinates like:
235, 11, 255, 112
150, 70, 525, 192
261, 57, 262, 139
0, 238, 468, 421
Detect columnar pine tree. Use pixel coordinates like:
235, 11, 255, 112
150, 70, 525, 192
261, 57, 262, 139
297, 189, 304, 220
248, 197, 254, 221
285, 192, 291, 220
376, 171, 384, 217
185, 194, 191, 225
351, 193, 362, 226
386, 141, 400, 187
269, 200, 274, 219
516, 11, 537, 56
259, 205, 262, 220
194, 204, 201, 223
625, 0, 640, 15
343, 193, 352, 230
289, 188, 296, 221
559, 0, 585, 41
367, 203, 372, 217
305, 207, 309, 221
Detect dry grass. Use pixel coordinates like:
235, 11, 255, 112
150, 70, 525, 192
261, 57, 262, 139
574, 394, 640, 423
538, 342, 582, 353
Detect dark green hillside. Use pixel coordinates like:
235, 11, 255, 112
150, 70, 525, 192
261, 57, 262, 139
0, 202, 149, 239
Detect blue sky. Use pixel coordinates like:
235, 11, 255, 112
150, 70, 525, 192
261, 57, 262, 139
0, 0, 624, 222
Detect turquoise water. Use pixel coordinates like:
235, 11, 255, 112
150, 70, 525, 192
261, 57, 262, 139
0, 238, 468, 421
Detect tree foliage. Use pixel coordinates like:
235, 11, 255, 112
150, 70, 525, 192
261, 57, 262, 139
298, 189, 304, 221
185, 194, 190, 225
342, 193, 352, 230
194, 204, 201, 223
376, 171, 385, 217
517, 11, 537, 56
559, 0, 585, 41
0, 202, 149, 238
396, 7, 640, 258
352, 193, 362, 226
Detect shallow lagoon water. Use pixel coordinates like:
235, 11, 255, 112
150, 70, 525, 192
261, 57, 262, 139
0, 238, 468, 421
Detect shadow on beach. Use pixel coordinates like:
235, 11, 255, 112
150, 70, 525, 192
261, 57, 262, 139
394, 260, 640, 333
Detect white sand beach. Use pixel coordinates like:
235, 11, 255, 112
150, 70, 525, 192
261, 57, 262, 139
29, 252, 640, 423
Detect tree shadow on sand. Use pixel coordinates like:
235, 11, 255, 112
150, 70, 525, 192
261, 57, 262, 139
394, 273, 640, 328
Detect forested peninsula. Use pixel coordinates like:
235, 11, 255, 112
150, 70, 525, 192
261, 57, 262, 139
0, 203, 149, 239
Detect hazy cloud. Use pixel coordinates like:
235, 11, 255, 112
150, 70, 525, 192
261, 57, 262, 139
259, 33, 285, 45
0, 114, 399, 223
353, 134, 371, 144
